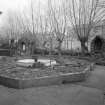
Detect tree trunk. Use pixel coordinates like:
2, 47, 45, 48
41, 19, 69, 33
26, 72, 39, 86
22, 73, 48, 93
81, 41, 88, 55
58, 41, 62, 56
71, 39, 73, 51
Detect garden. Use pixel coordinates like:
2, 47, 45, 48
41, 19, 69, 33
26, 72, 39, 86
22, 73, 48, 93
0, 55, 92, 88
0, 0, 104, 89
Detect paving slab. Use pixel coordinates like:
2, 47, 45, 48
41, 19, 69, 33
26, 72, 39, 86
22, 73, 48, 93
18, 85, 103, 105
0, 84, 102, 105
75, 65, 105, 91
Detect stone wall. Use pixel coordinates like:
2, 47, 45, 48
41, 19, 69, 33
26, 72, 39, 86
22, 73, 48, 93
0, 64, 92, 89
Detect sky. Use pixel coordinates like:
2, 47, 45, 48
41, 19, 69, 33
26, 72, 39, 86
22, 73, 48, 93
0, 0, 25, 11
0, 0, 48, 26
0, 0, 28, 26
0, 0, 47, 12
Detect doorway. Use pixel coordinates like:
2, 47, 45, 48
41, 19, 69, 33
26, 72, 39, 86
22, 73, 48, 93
94, 36, 103, 51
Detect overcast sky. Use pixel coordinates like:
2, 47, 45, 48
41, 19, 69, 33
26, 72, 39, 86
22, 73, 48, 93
0, 0, 48, 26
0, 0, 47, 11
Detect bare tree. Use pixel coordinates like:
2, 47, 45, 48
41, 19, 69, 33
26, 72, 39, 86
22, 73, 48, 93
38, 11, 48, 48
4, 11, 30, 39
19, 0, 41, 55
2, 11, 31, 56
67, 0, 105, 54
47, 0, 68, 56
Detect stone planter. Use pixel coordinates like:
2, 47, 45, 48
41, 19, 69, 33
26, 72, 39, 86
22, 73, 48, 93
0, 64, 93, 89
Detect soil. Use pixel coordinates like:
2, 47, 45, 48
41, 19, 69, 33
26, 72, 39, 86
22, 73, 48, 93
0, 57, 90, 79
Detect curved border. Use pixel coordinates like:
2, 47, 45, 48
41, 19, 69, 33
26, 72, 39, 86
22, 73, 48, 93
0, 63, 94, 89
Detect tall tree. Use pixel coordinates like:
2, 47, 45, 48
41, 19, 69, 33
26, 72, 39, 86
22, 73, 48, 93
47, 0, 68, 56
67, 0, 105, 54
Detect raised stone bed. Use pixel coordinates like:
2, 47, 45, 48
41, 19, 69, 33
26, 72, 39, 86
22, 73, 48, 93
0, 57, 93, 89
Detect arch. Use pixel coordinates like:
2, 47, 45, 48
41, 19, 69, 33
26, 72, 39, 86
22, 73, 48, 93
91, 36, 104, 53
17, 37, 36, 55
94, 36, 102, 50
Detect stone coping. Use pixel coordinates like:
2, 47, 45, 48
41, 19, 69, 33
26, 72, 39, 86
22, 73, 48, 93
0, 63, 94, 89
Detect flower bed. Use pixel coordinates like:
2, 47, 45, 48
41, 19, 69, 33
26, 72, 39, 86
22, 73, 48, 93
0, 57, 93, 89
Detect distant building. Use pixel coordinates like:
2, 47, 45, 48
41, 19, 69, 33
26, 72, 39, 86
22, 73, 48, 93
8, 31, 40, 56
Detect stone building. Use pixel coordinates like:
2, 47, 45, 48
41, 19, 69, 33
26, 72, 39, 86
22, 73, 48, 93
9, 31, 40, 56
90, 20, 105, 55
17, 37, 35, 55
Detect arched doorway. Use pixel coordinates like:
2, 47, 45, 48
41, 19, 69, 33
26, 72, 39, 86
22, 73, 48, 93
91, 36, 103, 53
17, 37, 36, 56
18, 38, 29, 55
94, 36, 102, 51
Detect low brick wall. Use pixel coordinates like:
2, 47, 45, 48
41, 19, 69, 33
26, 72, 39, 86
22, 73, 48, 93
0, 64, 93, 89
